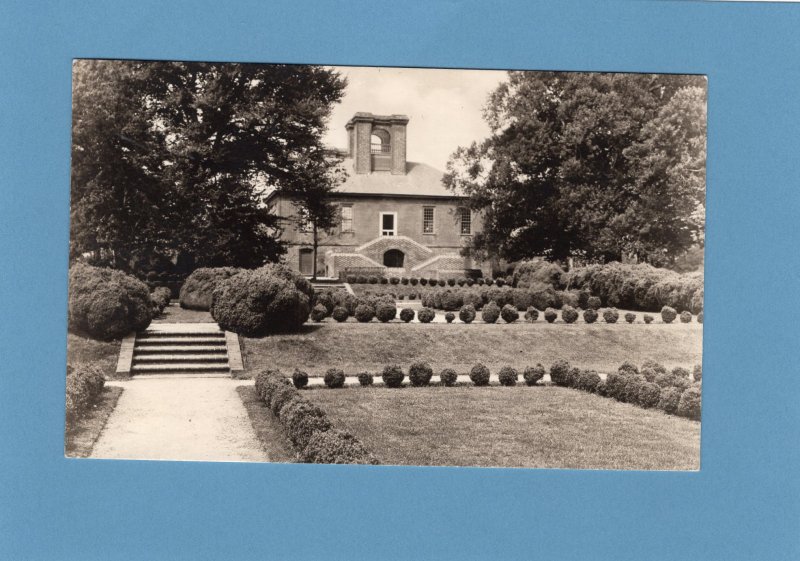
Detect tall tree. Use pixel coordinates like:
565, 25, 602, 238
443, 71, 706, 265
70, 60, 346, 272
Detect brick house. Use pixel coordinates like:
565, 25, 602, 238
267, 112, 490, 279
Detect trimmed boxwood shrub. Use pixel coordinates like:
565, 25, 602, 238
270, 384, 299, 415
292, 369, 309, 389
501, 304, 519, 323
604, 372, 629, 401
315, 292, 335, 315
459, 304, 476, 324
302, 429, 377, 464
399, 308, 415, 323
445, 312, 455, 323
211, 264, 313, 336
382, 365, 405, 388
693, 364, 702, 382
643, 314, 654, 324
310, 304, 328, 322
561, 305, 578, 324
676, 387, 702, 420
622, 375, 646, 403
65, 361, 106, 421
618, 361, 639, 376
661, 306, 677, 323
482, 301, 500, 323
680, 310, 692, 323
368, 276, 379, 284
582, 308, 598, 324
657, 387, 682, 415
578, 370, 601, 393
420, 278, 428, 286
565, 367, 582, 388
549, 360, 571, 386
697, 311, 703, 323
410, 277, 419, 286
525, 307, 539, 322
278, 400, 332, 449
417, 307, 435, 323
151, 286, 171, 313
637, 382, 661, 408
354, 304, 375, 323
469, 363, 491, 386
523, 364, 546, 386
357, 372, 374, 386
332, 306, 349, 322
603, 308, 619, 323
409, 362, 434, 387
68, 262, 154, 340
498, 366, 518, 386
587, 296, 602, 310
641, 367, 658, 383
624, 312, 636, 324
376, 302, 397, 323
324, 368, 346, 389
544, 308, 558, 323
390, 277, 400, 285
440, 368, 458, 386
179, 267, 241, 310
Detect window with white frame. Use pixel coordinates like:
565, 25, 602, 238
459, 207, 472, 235
341, 205, 353, 232
380, 212, 397, 236
423, 206, 435, 234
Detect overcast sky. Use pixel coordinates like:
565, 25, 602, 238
322, 65, 508, 171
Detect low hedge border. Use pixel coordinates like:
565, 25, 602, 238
66, 361, 106, 423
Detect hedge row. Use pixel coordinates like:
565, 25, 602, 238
346, 275, 513, 287
65, 362, 106, 422
253, 369, 378, 464
550, 359, 702, 420
179, 267, 242, 310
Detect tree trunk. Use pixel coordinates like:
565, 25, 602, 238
312, 223, 318, 280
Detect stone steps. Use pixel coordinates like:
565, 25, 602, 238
128, 323, 235, 376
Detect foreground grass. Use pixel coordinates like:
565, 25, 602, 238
236, 386, 296, 462
67, 334, 119, 373
306, 385, 700, 470
241, 322, 702, 376
65, 386, 123, 458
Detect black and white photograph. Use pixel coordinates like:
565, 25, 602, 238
66, 60, 705, 469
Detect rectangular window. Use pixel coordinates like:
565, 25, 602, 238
341, 205, 353, 232
423, 207, 435, 234
460, 208, 472, 235
380, 212, 396, 236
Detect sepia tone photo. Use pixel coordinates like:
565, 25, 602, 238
66, 60, 705, 469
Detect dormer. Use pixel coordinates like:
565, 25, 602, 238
345, 112, 409, 175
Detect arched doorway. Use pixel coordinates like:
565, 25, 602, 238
383, 249, 405, 268
299, 248, 313, 275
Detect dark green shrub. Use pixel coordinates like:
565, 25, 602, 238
523, 364, 546, 386
419, 278, 428, 286
549, 360, 571, 386
697, 311, 703, 323
254, 369, 285, 402
278, 400, 332, 449
399, 308, 415, 323
495, 277, 505, 287
179, 267, 241, 310
356, 275, 368, 284
211, 264, 313, 336
693, 364, 702, 382
637, 382, 661, 408
525, 307, 539, 322
270, 384, 299, 415
576, 370, 600, 392
680, 311, 692, 323
292, 369, 309, 389
398, 294, 405, 301
461, 290, 483, 311
661, 306, 677, 323
382, 365, 405, 388
440, 291, 463, 311
469, 363, 491, 386
477, 277, 485, 286
641, 359, 667, 374
315, 292, 335, 315
587, 296, 602, 310
324, 368, 346, 389
409, 362, 434, 386
482, 302, 500, 323
447, 278, 456, 287
457, 277, 467, 286
595, 379, 608, 397
624, 312, 636, 324
657, 387, 682, 415
440, 369, 458, 386
445, 312, 455, 323
408, 292, 417, 300
332, 306, 349, 322
641, 367, 658, 383
354, 304, 375, 323
437, 279, 446, 287
498, 366, 518, 386
65, 362, 106, 421
484, 278, 494, 286
390, 277, 400, 285
577, 291, 590, 309
459, 304, 476, 324
603, 308, 619, 323
511, 289, 534, 311
544, 308, 558, 323
643, 314, 654, 324
151, 286, 171, 312
565, 367, 582, 388
604, 372, 628, 401
622, 375, 646, 403
583, 308, 598, 324
410, 277, 419, 286
346, 275, 357, 284
676, 387, 702, 420
417, 307, 435, 323
376, 302, 397, 323
561, 305, 578, 324
618, 361, 639, 376
357, 372, 374, 386
466, 278, 475, 287
368, 276, 379, 284
501, 304, 519, 323
400, 277, 409, 285
68, 263, 153, 340
310, 304, 328, 322
302, 429, 377, 464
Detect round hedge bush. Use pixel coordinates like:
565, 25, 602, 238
624, 312, 636, 324
439, 368, 458, 386
315, 292, 335, 315
618, 361, 639, 376
578, 370, 601, 393
595, 379, 608, 397
269, 384, 299, 415
561, 305, 578, 324
459, 304, 476, 324
357, 372, 374, 386
445, 312, 455, 323
637, 382, 661, 408
693, 364, 702, 382
354, 304, 375, 323
376, 302, 397, 323
179, 267, 241, 310
641, 359, 667, 375
622, 375, 646, 403
565, 367, 582, 389
332, 306, 349, 322
469, 363, 491, 386
603, 308, 620, 323
500, 304, 519, 323
210, 264, 313, 336
68, 262, 154, 340
549, 360, 571, 386
399, 308, 415, 323
657, 387, 682, 415
324, 368, 346, 389
409, 362, 434, 387
661, 306, 677, 323
676, 387, 702, 420
641, 367, 658, 383
587, 296, 602, 310
697, 311, 703, 323
643, 314, 654, 324
680, 310, 692, 323
279, 400, 332, 450
310, 304, 328, 322
604, 372, 628, 401
583, 308, 598, 324
417, 307, 435, 323
151, 286, 171, 313
544, 308, 558, 323
482, 301, 500, 323
525, 307, 539, 322
523, 364, 546, 386
292, 369, 309, 389
65, 361, 106, 421
382, 365, 405, 388
498, 366, 518, 386
302, 429, 377, 465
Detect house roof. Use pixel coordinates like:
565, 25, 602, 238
335, 158, 459, 198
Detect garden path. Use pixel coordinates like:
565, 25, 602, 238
91, 377, 266, 462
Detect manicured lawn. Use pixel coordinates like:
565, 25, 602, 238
305, 385, 700, 470
65, 386, 124, 458
241, 322, 702, 377
153, 303, 214, 323
67, 334, 120, 374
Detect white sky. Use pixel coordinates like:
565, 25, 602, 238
322, 66, 508, 171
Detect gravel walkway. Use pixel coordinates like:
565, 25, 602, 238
91, 377, 266, 463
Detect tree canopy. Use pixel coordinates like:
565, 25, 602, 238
70, 60, 346, 273
443, 71, 706, 266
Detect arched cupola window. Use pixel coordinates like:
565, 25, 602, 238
370, 128, 391, 154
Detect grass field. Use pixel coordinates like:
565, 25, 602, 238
305, 385, 701, 470
241, 322, 702, 377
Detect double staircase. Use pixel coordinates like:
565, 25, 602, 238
308, 277, 351, 294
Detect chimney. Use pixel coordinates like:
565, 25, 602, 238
345, 113, 409, 175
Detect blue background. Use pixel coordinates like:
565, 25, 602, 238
1, 1, 799, 559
